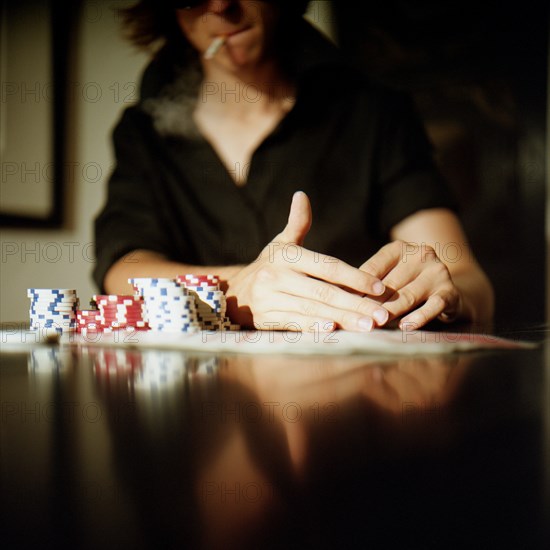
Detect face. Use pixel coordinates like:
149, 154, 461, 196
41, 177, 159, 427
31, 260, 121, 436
175, 1, 281, 70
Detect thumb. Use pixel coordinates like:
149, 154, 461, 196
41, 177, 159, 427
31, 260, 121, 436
278, 191, 312, 245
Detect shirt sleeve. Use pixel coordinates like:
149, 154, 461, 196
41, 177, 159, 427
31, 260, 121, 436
92, 107, 175, 291
374, 89, 459, 237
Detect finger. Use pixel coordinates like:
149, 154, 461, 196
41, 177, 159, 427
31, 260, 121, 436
290, 248, 386, 298
382, 279, 431, 321
277, 191, 312, 246
276, 270, 389, 326
359, 241, 404, 279
271, 293, 377, 332
398, 293, 451, 330
379, 263, 427, 302
256, 312, 336, 333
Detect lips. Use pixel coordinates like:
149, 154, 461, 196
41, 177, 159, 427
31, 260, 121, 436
216, 26, 251, 38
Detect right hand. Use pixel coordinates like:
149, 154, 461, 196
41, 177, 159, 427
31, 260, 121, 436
224, 191, 390, 332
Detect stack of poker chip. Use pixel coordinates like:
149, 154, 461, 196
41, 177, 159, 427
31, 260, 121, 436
177, 274, 238, 331
27, 288, 79, 332
91, 294, 148, 331
129, 278, 202, 333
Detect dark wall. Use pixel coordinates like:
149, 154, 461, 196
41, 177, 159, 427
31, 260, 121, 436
334, 1, 548, 329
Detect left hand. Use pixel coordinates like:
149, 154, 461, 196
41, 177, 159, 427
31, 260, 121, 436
359, 240, 462, 330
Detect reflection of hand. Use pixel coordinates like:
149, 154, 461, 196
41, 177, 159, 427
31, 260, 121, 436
225, 191, 389, 332
361, 356, 468, 414
223, 353, 469, 422
360, 240, 461, 329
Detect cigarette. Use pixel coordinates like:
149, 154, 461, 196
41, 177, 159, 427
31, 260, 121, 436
204, 36, 226, 60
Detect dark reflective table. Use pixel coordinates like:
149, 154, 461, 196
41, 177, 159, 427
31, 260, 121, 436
1, 328, 549, 549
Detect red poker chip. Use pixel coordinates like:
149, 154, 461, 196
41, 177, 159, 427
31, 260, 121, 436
98, 301, 144, 307
96, 300, 143, 307
109, 322, 149, 328
77, 324, 105, 331
103, 319, 144, 327
104, 319, 143, 328
98, 302, 144, 308
78, 319, 104, 325
100, 306, 144, 313
99, 308, 145, 316
100, 311, 145, 317
183, 280, 220, 286
177, 274, 219, 283
99, 312, 144, 318
97, 303, 143, 311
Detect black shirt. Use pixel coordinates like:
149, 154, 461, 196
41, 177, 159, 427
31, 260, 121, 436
93, 21, 457, 291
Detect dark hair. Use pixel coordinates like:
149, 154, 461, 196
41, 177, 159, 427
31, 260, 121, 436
118, 1, 311, 52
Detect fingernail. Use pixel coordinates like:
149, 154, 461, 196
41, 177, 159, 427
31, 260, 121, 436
373, 308, 388, 325
372, 281, 385, 295
358, 317, 374, 331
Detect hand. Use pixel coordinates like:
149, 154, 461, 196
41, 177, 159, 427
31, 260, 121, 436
225, 192, 390, 332
360, 240, 462, 330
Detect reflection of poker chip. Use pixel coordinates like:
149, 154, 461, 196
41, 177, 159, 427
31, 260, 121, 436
133, 351, 187, 391
93, 348, 142, 374
28, 347, 72, 373
193, 356, 219, 376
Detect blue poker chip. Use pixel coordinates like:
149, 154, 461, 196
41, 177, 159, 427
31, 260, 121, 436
148, 322, 197, 327
29, 296, 77, 302
30, 314, 75, 321
29, 326, 64, 333
29, 304, 77, 310
152, 325, 191, 330
31, 323, 75, 329
142, 297, 193, 304
30, 308, 78, 313
147, 312, 197, 317
27, 288, 76, 296
190, 286, 217, 292
30, 305, 76, 312
146, 307, 194, 314
130, 278, 181, 287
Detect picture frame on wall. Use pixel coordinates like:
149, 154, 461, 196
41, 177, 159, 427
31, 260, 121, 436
0, 0, 69, 228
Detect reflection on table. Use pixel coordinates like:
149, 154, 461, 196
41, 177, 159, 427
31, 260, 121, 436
2, 340, 547, 549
